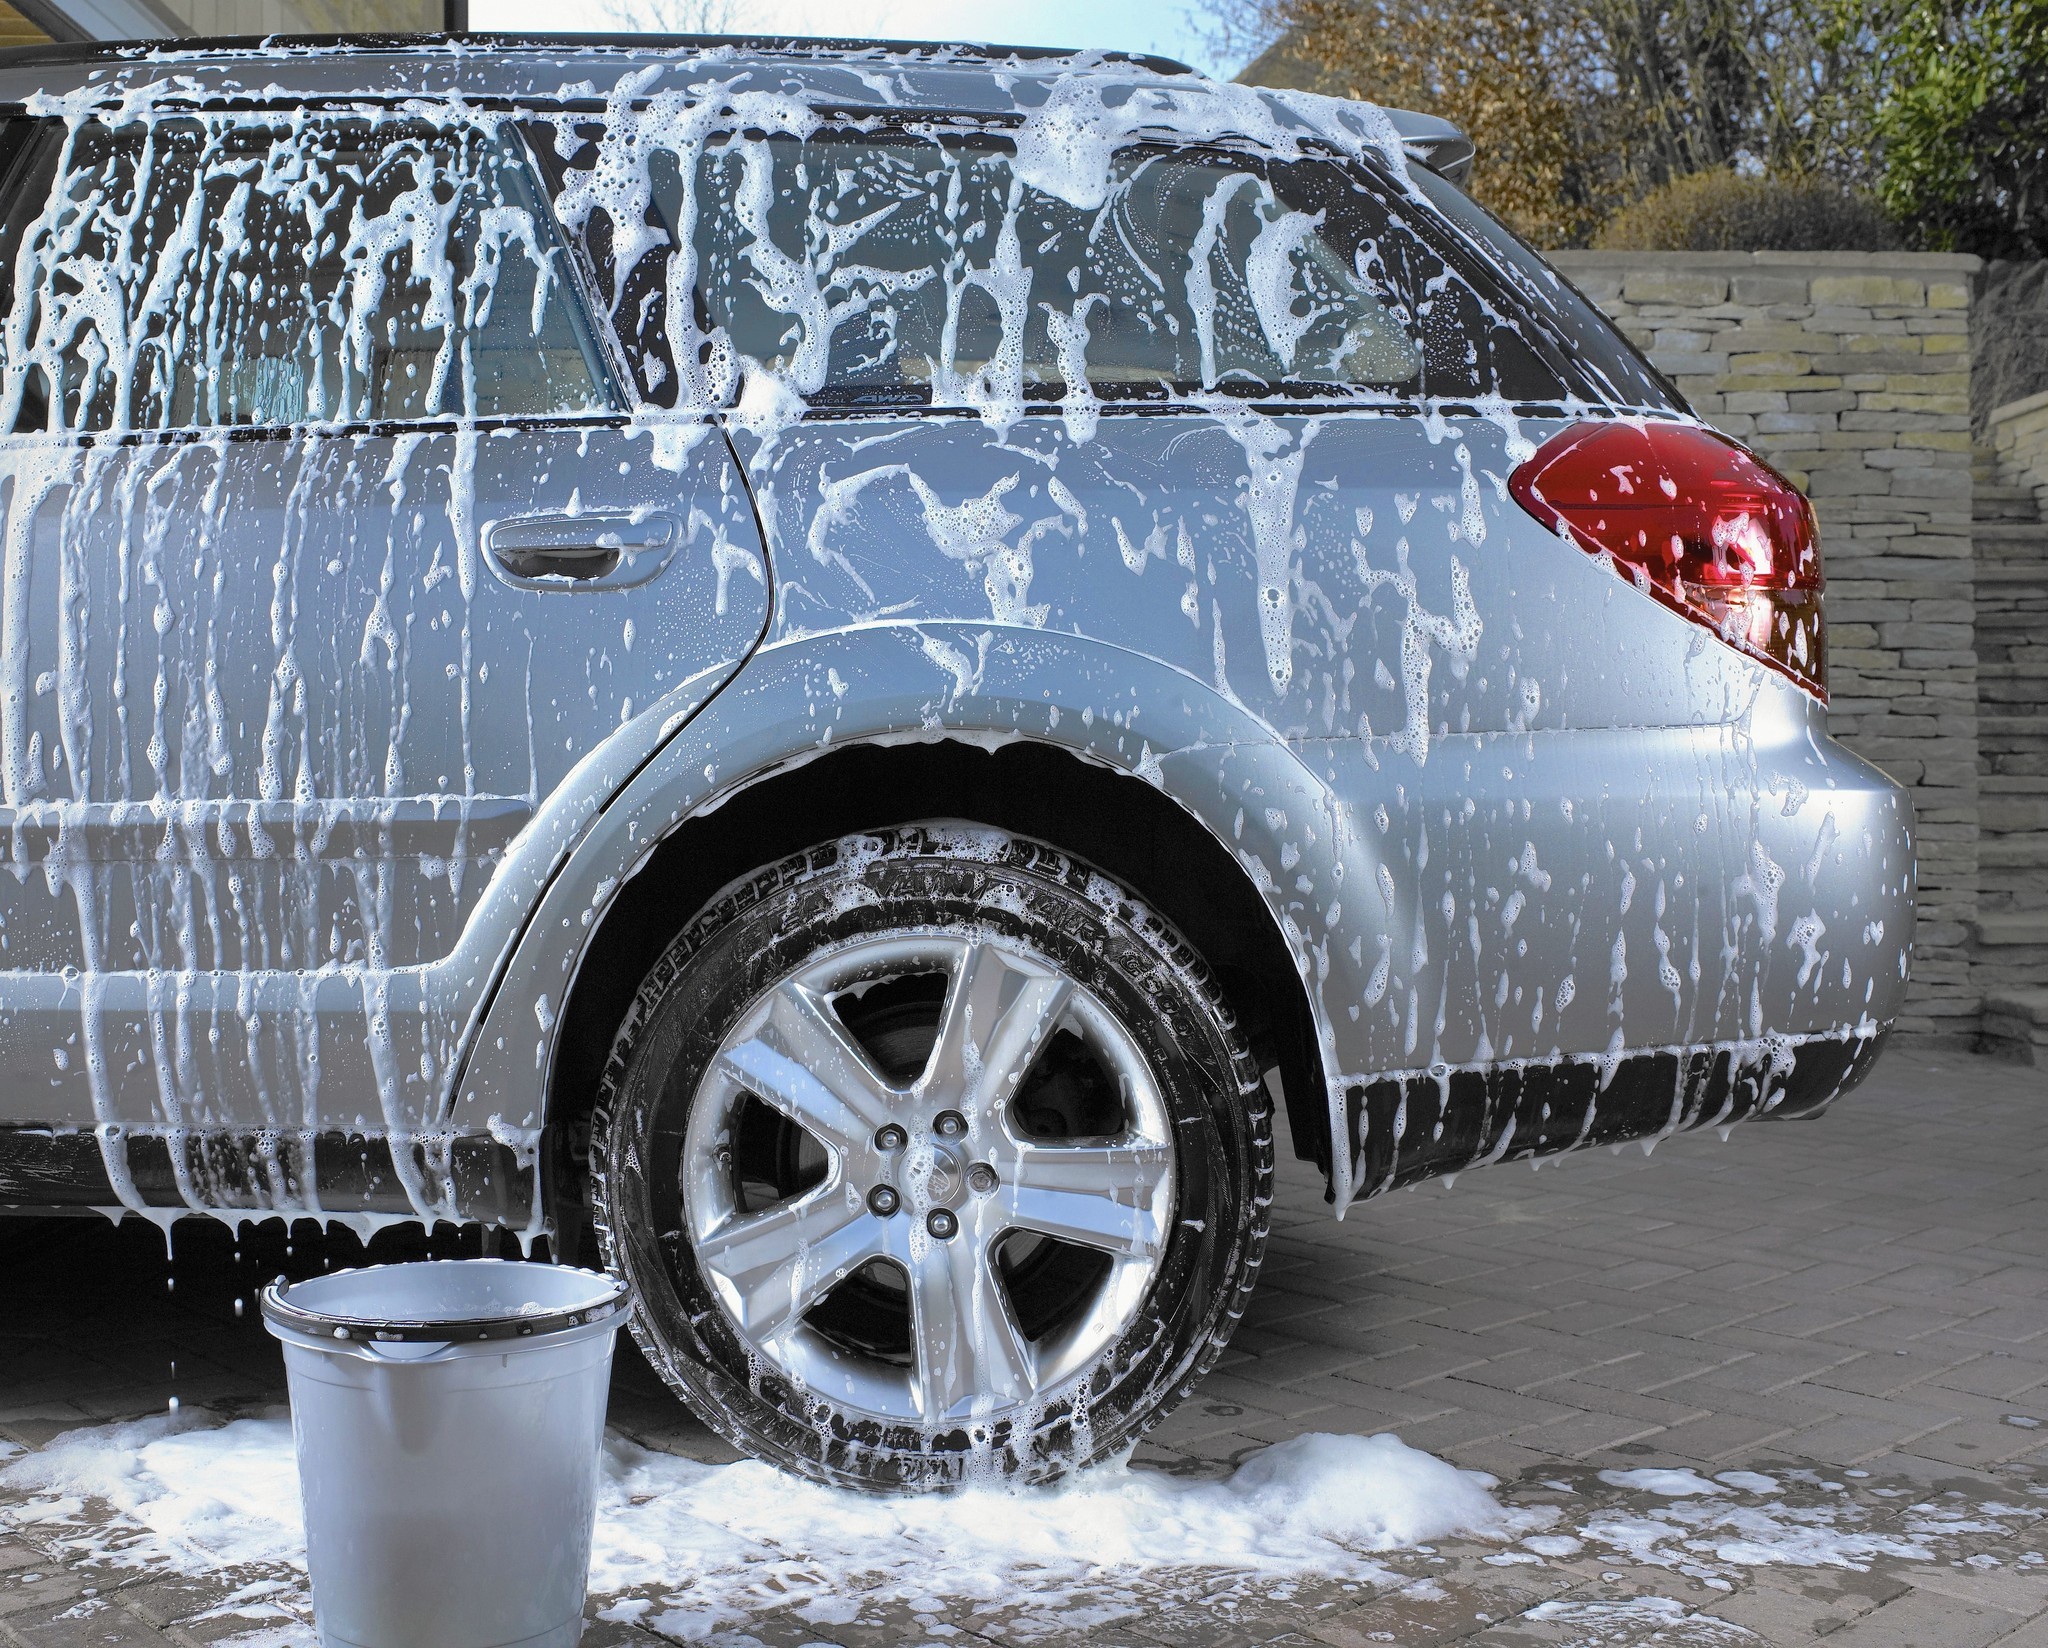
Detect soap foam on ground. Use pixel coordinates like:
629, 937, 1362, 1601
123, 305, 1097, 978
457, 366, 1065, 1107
0, 1408, 1510, 1635
0, 1411, 303, 1573
1575, 1468, 2043, 1575
8, 1411, 2041, 1644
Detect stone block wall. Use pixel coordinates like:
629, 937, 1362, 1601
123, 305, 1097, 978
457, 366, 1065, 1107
1975, 393, 2048, 1019
1550, 251, 1984, 1042
1991, 390, 2048, 511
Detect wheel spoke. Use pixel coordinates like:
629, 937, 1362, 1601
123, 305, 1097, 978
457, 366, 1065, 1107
718, 978, 898, 1157
694, 1187, 889, 1343
908, 1235, 1036, 1422
998, 1140, 1174, 1259
926, 938, 1072, 1115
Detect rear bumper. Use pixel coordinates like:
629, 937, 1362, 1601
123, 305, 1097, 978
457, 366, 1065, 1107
1348, 1024, 1891, 1195
1309, 679, 1916, 1201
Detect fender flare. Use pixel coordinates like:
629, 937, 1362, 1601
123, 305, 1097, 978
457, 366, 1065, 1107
445, 620, 1386, 1210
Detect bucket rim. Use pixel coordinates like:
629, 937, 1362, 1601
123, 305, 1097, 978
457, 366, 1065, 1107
260, 1259, 632, 1345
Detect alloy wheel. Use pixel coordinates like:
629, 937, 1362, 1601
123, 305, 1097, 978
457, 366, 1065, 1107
679, 932, 1175, 1426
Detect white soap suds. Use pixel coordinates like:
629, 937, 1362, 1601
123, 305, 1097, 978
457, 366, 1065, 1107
1523, 1595, 1756, 1642
0, 1411, 1511, 1634
1598, 1467, 1725, 1498
1, 1411, 303, 1573
1576, 1471, 2041, 1575
7, 1410, 2037, 1641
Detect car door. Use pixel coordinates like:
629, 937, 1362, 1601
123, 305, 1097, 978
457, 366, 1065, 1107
0, 107, 769, 1208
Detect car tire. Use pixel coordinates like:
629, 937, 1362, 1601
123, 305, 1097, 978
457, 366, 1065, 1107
590, 822, 1272, 1492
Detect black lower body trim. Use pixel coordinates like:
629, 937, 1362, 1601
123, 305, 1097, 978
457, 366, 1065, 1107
1, 1028, 1890, 1224
0, 1126, 534, 1227
1348, 1027, 1891, 1201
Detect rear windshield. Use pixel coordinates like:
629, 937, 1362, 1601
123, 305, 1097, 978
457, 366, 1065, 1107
535, 117, 1665, 416
1402, 162, 1680, 413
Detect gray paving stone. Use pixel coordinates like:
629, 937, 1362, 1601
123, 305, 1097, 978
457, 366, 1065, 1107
1121, 1575, 1378, 1648
3, 1047, 2047, 1648
1303, 1567, 1578, 1646
1509, 1409, 1675, 1459
1778, 1413, 1958, 1465
2, 1600, 173, 1647
1814, 1348, 1988, 1398
107, 1575, 290, 1631
1932, 1357, 2048, 1402
1894, 1564, 2048, 1616
1649, 1410, 1803, 1462
1821, 1588, 2030, 1645
1703, 1566, 1911, 1637
0, 1570, 101, 1626
1563, 1350, 1752, 1396
573, 1624, 687, 1648
1507, 1380, 1710, 1430
1906, 1418, 2048, 1467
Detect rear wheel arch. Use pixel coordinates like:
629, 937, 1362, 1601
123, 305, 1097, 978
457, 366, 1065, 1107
541, 737, 1332, 1240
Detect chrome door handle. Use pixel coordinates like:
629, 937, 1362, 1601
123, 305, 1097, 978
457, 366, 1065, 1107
484, 512, 679, 588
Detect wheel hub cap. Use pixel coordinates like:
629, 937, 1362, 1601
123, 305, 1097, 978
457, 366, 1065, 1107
915, 1141, 964, 1207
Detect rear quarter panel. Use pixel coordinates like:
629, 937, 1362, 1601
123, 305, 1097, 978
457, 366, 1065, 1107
460, 402, 1911, 1212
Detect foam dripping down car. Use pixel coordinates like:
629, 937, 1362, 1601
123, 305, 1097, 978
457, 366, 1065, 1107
0, 34, 1912, 1491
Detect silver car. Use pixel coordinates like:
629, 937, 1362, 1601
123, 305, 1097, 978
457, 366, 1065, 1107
0, 34, 1912, 1491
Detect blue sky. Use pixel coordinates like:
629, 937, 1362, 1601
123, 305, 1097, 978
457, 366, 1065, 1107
471, 1, 1246, 79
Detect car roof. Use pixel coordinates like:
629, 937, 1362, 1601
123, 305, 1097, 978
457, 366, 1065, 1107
0, 32, 1477, 187
0, 32, 1201, 111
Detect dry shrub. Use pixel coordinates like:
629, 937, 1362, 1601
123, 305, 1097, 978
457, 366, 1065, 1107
1593, 170, 1902, 251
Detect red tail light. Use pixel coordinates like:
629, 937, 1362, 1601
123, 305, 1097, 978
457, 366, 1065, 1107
1508, 420, 1826, 700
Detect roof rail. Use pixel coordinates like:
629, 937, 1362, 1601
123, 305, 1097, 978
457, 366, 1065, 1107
0, 32, 1201, 79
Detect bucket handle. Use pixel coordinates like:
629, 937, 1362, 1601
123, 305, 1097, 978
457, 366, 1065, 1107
261, 1273, 632, 1347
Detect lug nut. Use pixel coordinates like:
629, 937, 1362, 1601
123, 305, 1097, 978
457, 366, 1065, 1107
967, 1162, 998, 1194
875, 1124, 908, 1152
926, 1208, 958, 1240
868, 1185, 900, 1217
933, 1110, 967, 1139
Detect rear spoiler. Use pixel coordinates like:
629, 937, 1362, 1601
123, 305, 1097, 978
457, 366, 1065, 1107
1383, 108, 1475, 184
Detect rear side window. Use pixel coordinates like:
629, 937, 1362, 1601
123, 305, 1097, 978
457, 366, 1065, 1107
538, 119, 1580, 414
687, 137, 1423, 401
0, 114, 611, 434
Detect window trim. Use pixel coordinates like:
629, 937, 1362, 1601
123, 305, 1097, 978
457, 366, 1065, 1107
1396, 157, 1687, 416
500, 120, 632, 418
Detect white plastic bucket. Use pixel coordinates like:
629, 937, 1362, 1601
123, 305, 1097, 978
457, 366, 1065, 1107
261, 1259, 632, 1648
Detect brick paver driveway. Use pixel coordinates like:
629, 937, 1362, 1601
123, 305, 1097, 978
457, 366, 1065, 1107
2, 1043, 2044, 1646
